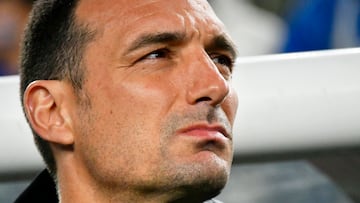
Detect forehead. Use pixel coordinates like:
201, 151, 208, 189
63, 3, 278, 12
75, 0, 226, 38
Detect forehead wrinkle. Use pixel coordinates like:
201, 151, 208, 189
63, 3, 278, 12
126, 31, 187, 53
179, 1, 230, 44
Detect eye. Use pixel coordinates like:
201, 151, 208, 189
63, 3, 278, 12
140, 48, 170, 60
210, 54, 234, 78
211, 54, 234, 69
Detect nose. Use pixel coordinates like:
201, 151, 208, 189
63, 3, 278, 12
185, 50, 230, 107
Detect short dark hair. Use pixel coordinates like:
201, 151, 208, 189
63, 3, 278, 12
20, 0, 95, 176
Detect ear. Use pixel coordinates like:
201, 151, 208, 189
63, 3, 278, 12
24, 80, 75, 145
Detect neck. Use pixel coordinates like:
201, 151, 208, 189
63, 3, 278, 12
55, 152, 215, 203
56, 162, 209, 203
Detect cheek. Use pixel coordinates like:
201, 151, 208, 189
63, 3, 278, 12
75, 78, 178, 173
75, 101, 162, 182
223, 88, 238, 126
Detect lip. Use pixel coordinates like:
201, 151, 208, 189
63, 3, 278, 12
176, 123, 231, 141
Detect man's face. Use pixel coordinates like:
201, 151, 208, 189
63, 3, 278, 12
73, 0, 238, 200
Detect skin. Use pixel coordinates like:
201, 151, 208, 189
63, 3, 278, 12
24, 0, 238, 202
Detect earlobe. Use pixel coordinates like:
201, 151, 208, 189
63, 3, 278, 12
24, 80, 75, 145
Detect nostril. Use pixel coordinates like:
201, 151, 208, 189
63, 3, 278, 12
195, 96, 212, 103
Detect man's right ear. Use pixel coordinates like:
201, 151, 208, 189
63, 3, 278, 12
24, 80, 75, 145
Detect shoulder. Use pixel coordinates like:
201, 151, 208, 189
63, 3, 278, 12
14, 169, 58, 203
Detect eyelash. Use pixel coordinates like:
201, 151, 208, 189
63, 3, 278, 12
210, 54, 234, 71
140, 48, 171, 61
138, 49, 234, 76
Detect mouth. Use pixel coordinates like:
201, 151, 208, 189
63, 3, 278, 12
176, 123, 231, 141
171, 122, 233, 161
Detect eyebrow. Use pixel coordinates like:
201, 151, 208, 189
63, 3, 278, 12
126, 32, 186, 53
125, 31, 237, 59
206, 35, 238, 59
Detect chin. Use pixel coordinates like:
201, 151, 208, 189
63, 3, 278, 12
168, 162, 229, 203
170, 177, 227, 203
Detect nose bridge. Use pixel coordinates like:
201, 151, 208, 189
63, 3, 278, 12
185, 48, 230, 106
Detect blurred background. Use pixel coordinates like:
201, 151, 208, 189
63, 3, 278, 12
210, 1, 360, 203
0, 0, 359, 202
0, 0, 32, 76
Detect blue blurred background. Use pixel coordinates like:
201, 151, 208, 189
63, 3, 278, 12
0, 0, 359, 202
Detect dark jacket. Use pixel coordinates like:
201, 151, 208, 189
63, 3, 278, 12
14, 169, 58, 203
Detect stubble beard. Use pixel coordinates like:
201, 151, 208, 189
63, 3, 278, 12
151, 107, 233, 202
75, 92, 232, 201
